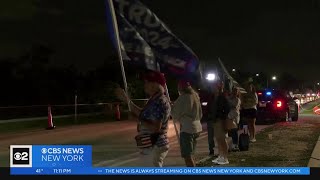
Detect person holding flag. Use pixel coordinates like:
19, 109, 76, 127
115, 70, 171, 167
108, 0, 201, 166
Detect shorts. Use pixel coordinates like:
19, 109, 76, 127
213, 120, 228, 140
241, 108, 257, 119
180, 132, 200, 158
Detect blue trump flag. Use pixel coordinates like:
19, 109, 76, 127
105, 0, 200, 79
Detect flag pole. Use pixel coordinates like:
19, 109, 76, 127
107, 0, 130, 111
164, 83, 180, 143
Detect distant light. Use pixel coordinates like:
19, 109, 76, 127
206, 73, 216, 81
312, 93, 316, 96
272, 76, 277, 80
202, 102, 208, 106
256, 74, 259, 77
307, 93, 310, 96
317, 83, 320, 85
266, 92, 272, 96
232, 69, 236, 72
258, 92, 262, 95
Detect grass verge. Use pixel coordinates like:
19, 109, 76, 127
300, 109, 315, 115
197, 119, 320, 167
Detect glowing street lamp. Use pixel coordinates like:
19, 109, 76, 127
232, 68, 236, 72
267, 76, 277, 88
206, 73, 216, 81
256, 73, 259, 77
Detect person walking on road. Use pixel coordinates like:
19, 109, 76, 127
171, 80, 203, 167
115, 70, 171, 167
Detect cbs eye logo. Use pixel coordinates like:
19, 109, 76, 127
10, 145, 32, 167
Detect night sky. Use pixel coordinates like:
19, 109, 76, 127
1, 0, 320, 82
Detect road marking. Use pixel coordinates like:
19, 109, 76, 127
94, 132, 208, 167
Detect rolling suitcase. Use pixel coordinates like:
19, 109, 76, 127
239, 125, 250, 151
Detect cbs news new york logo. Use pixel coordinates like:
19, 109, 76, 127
10, 145, 32, 167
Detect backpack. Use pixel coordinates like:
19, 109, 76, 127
239, 125, 250, 151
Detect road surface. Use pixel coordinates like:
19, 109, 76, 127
1, 112, 319, 167
0, 118, 269, 167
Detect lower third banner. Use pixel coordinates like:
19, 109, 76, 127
11, 167, 310, 175
9, 145, 310, 175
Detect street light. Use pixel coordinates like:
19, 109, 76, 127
232, 68, 236, 72
317, 82, 320, 86
206, 73, 216, 81
256, 73, 259, 77
267, 76, 277, 89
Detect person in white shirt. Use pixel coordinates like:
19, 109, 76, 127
171, 80, 203, 167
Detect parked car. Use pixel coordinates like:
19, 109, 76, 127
256, 89, 299, 124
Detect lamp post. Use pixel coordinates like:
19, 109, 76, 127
267, 76, 277, 89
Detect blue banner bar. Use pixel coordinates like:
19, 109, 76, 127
11, 167, 310, 175
32, 145, 92, 168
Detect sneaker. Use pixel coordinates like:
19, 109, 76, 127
232, 145, 240, 152
250, 138, 257, 143
212, 156, 222, 163
216, 157, 229, 165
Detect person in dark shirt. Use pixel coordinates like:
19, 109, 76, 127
208, 80, 230, 165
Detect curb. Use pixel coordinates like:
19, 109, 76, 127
308, 136, 320, 167
306, 101, 320, 167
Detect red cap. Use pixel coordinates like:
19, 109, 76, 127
141, 71, 166, 87
178, 80, 191, 89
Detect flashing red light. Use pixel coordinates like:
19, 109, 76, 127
276, 100, 282, 108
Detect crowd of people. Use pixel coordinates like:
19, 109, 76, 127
115, 70, 258, 167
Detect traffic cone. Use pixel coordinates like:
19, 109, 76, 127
114, 103, 121, 121
46, 105, 55, 130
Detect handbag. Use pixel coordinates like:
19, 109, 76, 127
228, 109, 239, 120
226, 119, 237, 130
134, 133, 160, 149
135, 134, 153, 149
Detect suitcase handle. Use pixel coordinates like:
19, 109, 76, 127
242, 125, 248, 134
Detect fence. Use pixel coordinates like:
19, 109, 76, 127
0, 99, 148, 122
1, 94, 318, 123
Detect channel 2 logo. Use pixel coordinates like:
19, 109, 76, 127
10, 145, 32, 167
